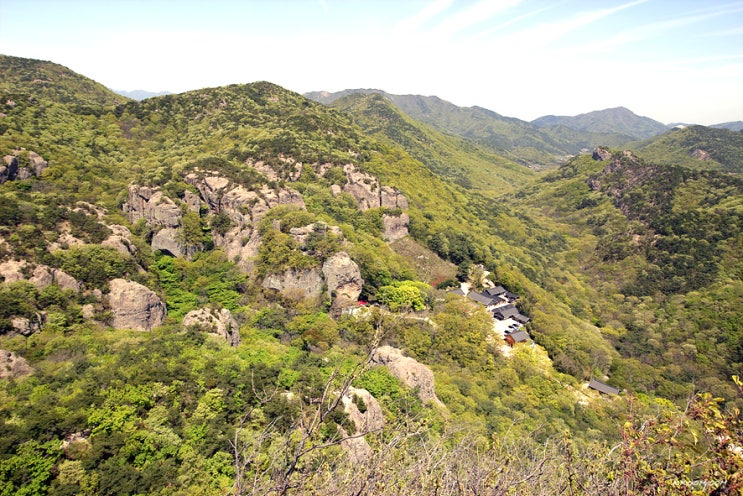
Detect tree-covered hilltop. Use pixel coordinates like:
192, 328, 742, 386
531, 106, 669, 140
329, 92, 534, 194
630, 125, 743, 172
0, 56, 741, 495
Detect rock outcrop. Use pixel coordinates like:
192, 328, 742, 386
690, 148, 712, 161
101, 225, 138, 257
151, 227, 199, 259
28, 265, 80, 292
182, 307, 241, 346
338, 386, 385, 464
0, 150, 48, 184
124, 185, 182, 228
371, 345, 443, 406
262, 268, 324, 302
322, 252, 363, 308
0, 259, 25, 283
342, 386, 385, 434
0, 155, 18, 184
0, 260, 79, 291
10, 315, 44, 336
288, 222, 344, 248
382, 213, 409, 242
108, 278, 166, 331
342, 164, 408, 211
592, 146, 613, 162
0, 350, 33, 379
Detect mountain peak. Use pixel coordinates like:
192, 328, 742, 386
531, 106, 668, 140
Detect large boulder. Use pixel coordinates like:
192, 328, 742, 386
151, 227, 199, 259
182, 307, 241, 346
322, 252, 363, 308
342, 386, 385, 434
262, 268, 324, 302
371, 346, 443, 406
123, 185, 182, 228
28, 151, 48, 176
382, 213, 409, 242
108, 279, 166, 331
0, 155, 18, 184
0, 350, 32, 379
10, 315, 44, 336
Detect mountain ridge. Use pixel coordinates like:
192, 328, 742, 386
0, 55, 741, 495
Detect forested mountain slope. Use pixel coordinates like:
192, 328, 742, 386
307, 89, 649, 165
328, 92, 534, 194
0, 55, 740, 495
531, 106, 668, 140
509, 147, 743, 400
630, 125, 743, 172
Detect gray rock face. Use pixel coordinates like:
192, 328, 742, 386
0, 155, 18, 184
124, 185, 182, 228
28, 265, 80, 292
0, 350, 33, 379
28, 151, 48, 176
182, 307, 241, 346
372, 345, 443, 406
342, 386, 385, 433
108, 278, 166, 331
0, 260, 26, 283
0, 151, 47, 184
382, 213, 409, 242
262, 268, 324, 301
11, 315, 44, 336
151, 227, 199, 259
592, 147, 613, 162
341, 164, 408, 212
322, 252, 363, 308
0, 260, 79, 292
180, 174, 306, 269
101, 225, 138, 257
289, 222, 344, 248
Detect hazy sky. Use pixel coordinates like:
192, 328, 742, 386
1, 0, 742, 124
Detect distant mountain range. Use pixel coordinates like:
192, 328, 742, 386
307, 89, 741, 167
306, 90, 668, 165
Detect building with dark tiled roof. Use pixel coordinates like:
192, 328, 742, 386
588, 378, 620, 395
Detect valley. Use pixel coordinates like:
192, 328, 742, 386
0, 54, 741, 495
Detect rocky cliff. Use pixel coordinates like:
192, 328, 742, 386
108, 278, 166, 331
371, 345, 443, 406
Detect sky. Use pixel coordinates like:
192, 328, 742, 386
1, 0, 742, 125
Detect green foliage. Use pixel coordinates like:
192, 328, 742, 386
633, 125, 743, 172
153, 251, 245, 318
285, 312, 339, 351
375, 280, 430, 311
2, 55, 743, 495
53, 246, 137, 290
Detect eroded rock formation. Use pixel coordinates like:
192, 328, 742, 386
108, 278, 166, 331
182, 307, 241, 346
371, 345, 443, 406
322, 252, 363, 308
0, 350, 33, 379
